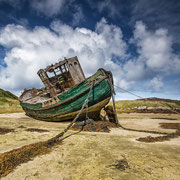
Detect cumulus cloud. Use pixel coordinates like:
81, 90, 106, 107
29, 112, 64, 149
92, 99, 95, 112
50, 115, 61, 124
0, 18, 128, 94
123, 60, 145, 81
133, 21, 173, 71
87, 0, 120, 18
71, 5, 84, 26
131, 0, 180, 46
146, 77, 164, 91
30, 0, 68, 17
0, 0, 82, 23
122, 21, 180, 92
0, 19, 179, 97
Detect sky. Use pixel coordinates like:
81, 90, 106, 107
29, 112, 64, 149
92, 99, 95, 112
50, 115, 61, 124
0, 0, 180, 100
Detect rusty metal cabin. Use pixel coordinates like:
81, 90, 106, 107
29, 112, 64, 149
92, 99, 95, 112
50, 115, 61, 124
37, 56, 85, 97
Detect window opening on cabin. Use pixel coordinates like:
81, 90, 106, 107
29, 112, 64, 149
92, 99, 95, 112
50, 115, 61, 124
61, 64, 66, 73
37, 57, 86, 98
47, 71, 55, 78
54, 67, 61, 75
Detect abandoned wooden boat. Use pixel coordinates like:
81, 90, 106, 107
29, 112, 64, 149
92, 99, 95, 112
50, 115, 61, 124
19, 56, 114, 121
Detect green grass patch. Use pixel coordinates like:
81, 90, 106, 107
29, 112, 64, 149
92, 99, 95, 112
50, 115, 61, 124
0, 89, 23, 114
109, 99, 180, 113
0, 89, 18, 100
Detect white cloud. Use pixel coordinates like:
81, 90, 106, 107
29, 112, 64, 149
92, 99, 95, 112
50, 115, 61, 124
120, 21, 180, 94
0, 0, 81, 22
147, 77, 164, 91
124, 21, 180, 81
133, 21, 173, 71
123, 60, 145, 81
72, 5, 84, 26
30, 0, 68, 17
95, 18, 127, 58
131, 0, 180, 45
173, 56, 180, 74
0, 19, 128, 94
88, 0, 119, 17
0, 19, 179, 98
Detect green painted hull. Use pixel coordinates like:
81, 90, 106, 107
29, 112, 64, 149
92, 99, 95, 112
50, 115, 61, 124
20, 69, 112, 121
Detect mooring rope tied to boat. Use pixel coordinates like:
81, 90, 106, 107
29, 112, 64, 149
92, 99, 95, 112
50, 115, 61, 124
51, 83, 94, 141
0, 84, 96, 178
103, 81, 180, 135
109, 83, 180, 135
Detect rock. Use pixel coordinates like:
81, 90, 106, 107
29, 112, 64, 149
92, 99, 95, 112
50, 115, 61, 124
147, 107, 154, 110
137, 106, 147, 110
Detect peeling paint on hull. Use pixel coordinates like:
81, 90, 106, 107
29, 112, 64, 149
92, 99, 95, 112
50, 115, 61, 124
30, 97, 111, 122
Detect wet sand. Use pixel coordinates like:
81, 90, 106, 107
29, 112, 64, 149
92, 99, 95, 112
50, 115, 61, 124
0, 113, 180, 180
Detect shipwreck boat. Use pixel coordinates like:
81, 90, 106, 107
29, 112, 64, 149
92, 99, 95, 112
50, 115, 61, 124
19, 56, 114, 122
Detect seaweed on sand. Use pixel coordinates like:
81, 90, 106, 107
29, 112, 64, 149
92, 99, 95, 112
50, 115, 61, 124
0, 138, 62, 178
71, 121, 118, 133
0, 128, 14, 135
137, 123, 180, 143
151, 117, 177, 120
108, 157, 130, 171
159, 123, 180, 130
137, 131, 180, 143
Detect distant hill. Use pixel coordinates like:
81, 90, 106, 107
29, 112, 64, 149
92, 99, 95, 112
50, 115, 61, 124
137, 97, 180, 103
0, 89, 23, 114
0, 89, 18, 100
113, 97, 180, 113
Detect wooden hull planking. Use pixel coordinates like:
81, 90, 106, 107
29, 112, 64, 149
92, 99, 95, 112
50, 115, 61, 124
20, 69, 113, 121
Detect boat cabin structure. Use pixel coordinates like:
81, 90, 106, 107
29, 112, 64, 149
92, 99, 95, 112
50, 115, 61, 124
20, 56, 86, 105
37, 56, 85, 97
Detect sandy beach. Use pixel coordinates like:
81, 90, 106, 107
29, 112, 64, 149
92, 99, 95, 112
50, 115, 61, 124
0, 112, 180, 180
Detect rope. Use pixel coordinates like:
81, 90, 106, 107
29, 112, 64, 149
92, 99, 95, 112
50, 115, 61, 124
109, 84, 180, 135
49, 84, 94, 141
107, 80, 168, 134
85, 99, 89, 120
114, 84, 180, 115
118, 123, 168, 135
114, 85, 143, 99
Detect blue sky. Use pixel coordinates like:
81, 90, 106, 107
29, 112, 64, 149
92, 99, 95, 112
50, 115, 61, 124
0, 0, 180, 100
